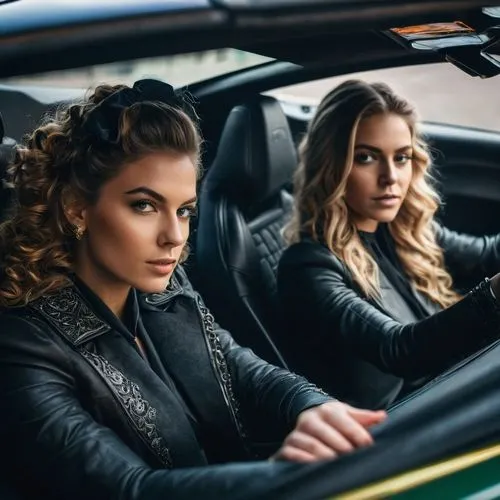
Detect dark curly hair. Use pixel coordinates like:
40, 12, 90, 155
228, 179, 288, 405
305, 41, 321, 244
0, 82, 202, 308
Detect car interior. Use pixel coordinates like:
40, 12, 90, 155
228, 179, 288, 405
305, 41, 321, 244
2, 1, 500, 496
197, 95, 297, 368
0, 113, 15, 224
1, 44, 500, 369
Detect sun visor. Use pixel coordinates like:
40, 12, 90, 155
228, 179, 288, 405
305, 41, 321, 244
386, 10, 500, 78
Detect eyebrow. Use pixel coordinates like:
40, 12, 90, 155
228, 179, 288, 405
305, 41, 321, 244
354, 144, 413, 153
181, 196, 198, 206
124, 187, 197, 206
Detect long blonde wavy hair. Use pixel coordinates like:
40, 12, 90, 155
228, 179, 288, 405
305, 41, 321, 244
285, 79, 460, 308
0, 83, 201, 308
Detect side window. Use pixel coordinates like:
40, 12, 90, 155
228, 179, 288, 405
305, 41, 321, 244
266, 62, 500, 132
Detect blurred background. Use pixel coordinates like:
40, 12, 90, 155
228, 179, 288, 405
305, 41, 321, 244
3, 48, 499, 131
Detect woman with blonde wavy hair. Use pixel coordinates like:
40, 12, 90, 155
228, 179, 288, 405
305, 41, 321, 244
277, 79, 500, 410
0, 78, 389, 499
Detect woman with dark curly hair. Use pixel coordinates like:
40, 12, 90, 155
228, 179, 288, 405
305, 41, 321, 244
0, 79, 385, 500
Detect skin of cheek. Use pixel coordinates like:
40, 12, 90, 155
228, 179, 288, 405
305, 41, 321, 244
83, 205, 189, 294
344, 113, 414, 231
345, 165, 414, 231
344, 167, 384, 231
74, 153, 197, 303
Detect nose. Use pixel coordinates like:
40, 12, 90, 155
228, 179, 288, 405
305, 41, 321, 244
157, 215, 186, 248
379, 157, 397, 187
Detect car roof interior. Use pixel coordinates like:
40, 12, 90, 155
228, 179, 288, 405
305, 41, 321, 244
0, 1, 498, 139
0, 1, 495, 77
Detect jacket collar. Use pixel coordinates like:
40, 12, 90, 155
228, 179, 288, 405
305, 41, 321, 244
141, 272, 183, 309
28, 272, 184, 347
29, 285, 111, 346
306, 233, 438, 319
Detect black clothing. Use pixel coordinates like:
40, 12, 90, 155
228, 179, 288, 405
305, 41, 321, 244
277, 224, 500, 409
0, 267, 332, 500
359, 227, 430, 321
75, 275, 201, 435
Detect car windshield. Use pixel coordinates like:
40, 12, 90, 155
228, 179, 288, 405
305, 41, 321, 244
0, 48, 274, 89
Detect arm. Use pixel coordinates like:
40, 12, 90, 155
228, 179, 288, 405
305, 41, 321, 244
0, 315, 308, 500
176, 268, 385, 461
436, 224, 500, 283
278, 242, 500, 380
215, 310, 386, 461
219, 323, 333, 432
174, 266, 333, 430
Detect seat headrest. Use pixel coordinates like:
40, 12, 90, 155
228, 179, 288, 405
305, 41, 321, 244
205, 95, 297, 208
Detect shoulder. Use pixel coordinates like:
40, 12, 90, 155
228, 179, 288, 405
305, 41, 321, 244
428, 221, 468, 250
431, 221, 447, 245
2, 285, 115, 352
0, 308, 41, 332
0, 306, 71, 364
278, 238, 350, 294
279, 237, 344, 271
431, 222, 480, 253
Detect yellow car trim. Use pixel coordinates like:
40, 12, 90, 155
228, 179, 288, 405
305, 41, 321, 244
334, 442, 500, 500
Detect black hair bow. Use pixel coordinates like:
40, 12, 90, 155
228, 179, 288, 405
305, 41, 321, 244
81, 79, 197, 144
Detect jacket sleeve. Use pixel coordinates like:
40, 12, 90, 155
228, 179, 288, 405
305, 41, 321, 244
0, 314, 314, 500
191, 289, 334, 451
436, 224, 500, 284
277, 242, 500, 380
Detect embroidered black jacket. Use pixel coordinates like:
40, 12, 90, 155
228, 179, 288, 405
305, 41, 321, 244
0, 267, 331, 500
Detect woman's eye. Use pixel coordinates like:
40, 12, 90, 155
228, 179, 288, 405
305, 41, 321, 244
178, 206, 198, 219
131, 200, 156, 213
395, 153, 412, 165
354, 152, 375, 164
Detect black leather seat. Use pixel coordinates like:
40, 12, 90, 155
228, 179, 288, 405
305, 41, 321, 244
0, 115, 25, 500
0, 112, 23, 499
196, 95, 297, 367
0, 112, 16, 222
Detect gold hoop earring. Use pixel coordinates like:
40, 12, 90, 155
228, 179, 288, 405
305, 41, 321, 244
73, 225, 84, 241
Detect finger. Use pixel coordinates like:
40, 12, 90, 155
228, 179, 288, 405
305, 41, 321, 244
274, 445, 323, 463
298, 417, 354, 454
286, 431, 339, 460
346, 407, 387, 427
323, 409, 374, 448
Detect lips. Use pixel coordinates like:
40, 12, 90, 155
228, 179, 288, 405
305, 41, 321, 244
146, 258, 177, 276
147, 259, 176, 266
372, 194, 400, 201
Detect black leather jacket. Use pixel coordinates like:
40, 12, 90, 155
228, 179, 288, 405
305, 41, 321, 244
0, 267, 332, 500
277, 225, 500, 409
